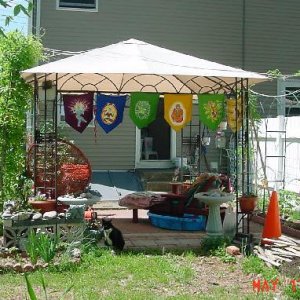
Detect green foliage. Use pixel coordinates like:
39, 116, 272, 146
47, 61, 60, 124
25, 273, 73, 300
278, 189, 300, 219
0, 218, 3, 236
24, 273, 38, 300
211, 246, 236, 263
211, 245, 236, 263
25, 230, 58, 264
37, 233, 58, 263
242, 255, 278, 281
25, 230, 39, 264
266, 69, 283, 79
0, 1, 33, 36
199, 236, 231, 255
284, 282, 300, 299
0, 31, 43, 205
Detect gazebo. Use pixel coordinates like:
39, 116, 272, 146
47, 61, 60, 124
21, 38, 268, 238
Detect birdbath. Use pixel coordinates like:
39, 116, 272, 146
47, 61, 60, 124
194, 192, 235, 236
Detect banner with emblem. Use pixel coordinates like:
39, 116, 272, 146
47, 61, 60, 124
129, 92, 159, 129
198, 94, 225, 131
164, 94, 192, 132
63, 93, 94, 133
227, 97, 243, 132
96, 93, 127, 133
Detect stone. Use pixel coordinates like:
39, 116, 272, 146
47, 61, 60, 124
2, 210, 12, 219
35, 262, 43, 269
32, 212, 43, 220
23, 263, 34, 272
43, 211, 57, 220
226, 245, 241, 256
58, 212, 65, 218
11, 211, 31, 221
70, 248, 81, 259
13, 263, 23, 272
4, 262, 13, 270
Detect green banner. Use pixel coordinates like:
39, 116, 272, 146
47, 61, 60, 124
198, 94, 225, 130
129, 92, 159, 128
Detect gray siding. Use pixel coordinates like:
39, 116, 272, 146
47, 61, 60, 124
61, 107, 136, 170
40, 0, 243, 66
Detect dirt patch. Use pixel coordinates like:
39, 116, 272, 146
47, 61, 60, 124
279, 257, 300, 278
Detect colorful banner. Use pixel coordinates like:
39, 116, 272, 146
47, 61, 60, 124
129, 92, 159, 129
164, 94, 192, 131
198, 94, 225, 130
227, 97, 242, 132
96, 93, 127, 133
63, 93, 94, 133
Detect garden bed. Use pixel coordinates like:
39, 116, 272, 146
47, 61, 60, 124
251, 214, 300, 239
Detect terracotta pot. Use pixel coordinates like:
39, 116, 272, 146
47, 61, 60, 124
238, 195, 258, 213
29, 199, 56, 213
170, 182, 182, 194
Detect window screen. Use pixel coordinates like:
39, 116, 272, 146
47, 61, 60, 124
285, 87, 300, 116
59, 0, 96, 9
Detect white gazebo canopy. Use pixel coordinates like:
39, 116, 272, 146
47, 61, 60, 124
22, 38, 268, 93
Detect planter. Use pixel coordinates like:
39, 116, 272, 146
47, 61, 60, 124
239, 195, 258, 213
28, 199, 56, 213
170, 182, 182, 195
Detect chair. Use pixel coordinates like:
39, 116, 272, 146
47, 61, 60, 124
143, 137, 158, 160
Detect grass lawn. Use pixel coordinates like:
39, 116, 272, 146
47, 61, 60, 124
0, 246, 290, 300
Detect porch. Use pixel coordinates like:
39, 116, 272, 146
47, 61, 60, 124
94, 206, 264, 251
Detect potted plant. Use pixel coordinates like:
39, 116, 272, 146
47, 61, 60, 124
28, 192, 56, 213
238, 193, 258, 213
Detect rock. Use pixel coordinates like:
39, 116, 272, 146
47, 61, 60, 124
35, 262, 43, 269
226, 245, 241, 256
2, 210, 12, 219
70, 248, 81, 259
11, 212, 31, 221
42, 263, 49, 269
13, 263, 23, 272
32, 212, 43, 220
58, 212, 65, 218
4, 262, 13, 270
43, 211, 57, 220
23, 263, 34, 272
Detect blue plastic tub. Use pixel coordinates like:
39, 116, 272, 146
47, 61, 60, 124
148, 212, 206, 231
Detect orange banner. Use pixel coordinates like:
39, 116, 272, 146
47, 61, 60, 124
227, 97, 243, 132
164, 94, 192, 131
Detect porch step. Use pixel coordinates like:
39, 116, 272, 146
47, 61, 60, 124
146, 181, 172, 193
138, 169, 175, 182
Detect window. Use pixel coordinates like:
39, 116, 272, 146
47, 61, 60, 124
285, 86, 300, 116
57, 0, 97, 11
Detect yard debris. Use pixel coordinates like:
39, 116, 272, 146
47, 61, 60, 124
254, 235, 300, 267
226, 245, 241, 256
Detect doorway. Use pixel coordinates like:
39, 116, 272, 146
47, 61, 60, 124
136, 99, 176, 168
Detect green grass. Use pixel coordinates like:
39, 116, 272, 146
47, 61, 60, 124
242, 255, 278, 281
0, 249, 196, 299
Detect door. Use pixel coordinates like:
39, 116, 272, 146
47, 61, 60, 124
135, 99, 176, 168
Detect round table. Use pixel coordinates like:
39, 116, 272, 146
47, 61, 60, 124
194, 192, 235, 236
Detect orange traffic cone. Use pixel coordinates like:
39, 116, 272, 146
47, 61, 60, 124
262, 191, 282, 241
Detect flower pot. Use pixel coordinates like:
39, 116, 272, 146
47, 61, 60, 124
238, 195, 258, 213
28, 199, 56, 213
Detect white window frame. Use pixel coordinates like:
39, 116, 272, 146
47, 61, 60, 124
278, 78, 300, 116
56, 0, 98, 12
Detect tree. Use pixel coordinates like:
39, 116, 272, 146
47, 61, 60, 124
0, 31, 43, 204
0, 0, 33, 35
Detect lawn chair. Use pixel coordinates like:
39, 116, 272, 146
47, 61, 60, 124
148, 173, 231, 218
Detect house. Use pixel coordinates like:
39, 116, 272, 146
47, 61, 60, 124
29, 1, 300, 186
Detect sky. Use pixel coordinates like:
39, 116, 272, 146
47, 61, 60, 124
0, 0, 29, 35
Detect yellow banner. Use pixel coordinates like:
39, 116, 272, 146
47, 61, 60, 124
227, 98, 243, 132
164, 94, 192, 132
